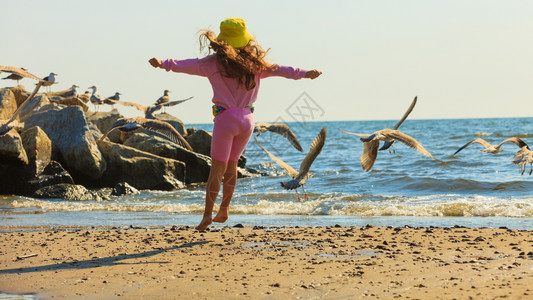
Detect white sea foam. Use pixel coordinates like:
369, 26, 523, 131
11, 195, 532, 217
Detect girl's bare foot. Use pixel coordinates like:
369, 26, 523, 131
213, 206, 229, 223
195, 216, 212, 231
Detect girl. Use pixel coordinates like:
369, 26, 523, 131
149, 18, 321, 230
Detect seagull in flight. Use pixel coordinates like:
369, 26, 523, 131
379, 96, 417, 152
339, 128, 442, 172
513, 145, 533, 175
113, 97, 193, 119
255, 127, 326, 201
453, 137, 529, 155
99, 116, 193, 151
254, 122, 303, 152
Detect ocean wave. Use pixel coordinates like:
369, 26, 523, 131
9, 195, 533, 218
382, 176, 533, 193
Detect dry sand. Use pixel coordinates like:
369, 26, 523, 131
0, 225, 531, 299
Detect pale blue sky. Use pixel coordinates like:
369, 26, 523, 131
2, 0, 532, 124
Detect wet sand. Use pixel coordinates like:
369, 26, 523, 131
0, 225, 531, 299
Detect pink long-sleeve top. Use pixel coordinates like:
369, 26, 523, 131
161, 55, 307, 109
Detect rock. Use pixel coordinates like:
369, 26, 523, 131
186, 127, 196, 136
87, 122, 103, 141
0, 130, 28, 165
17, 94, 52, 122
26, 161, 75, 194
154, 112, 187, 136
124, 132, 212, 183
186, 129, 212, 156
238, 155, 247, 168
87, 109, 123, 135
112, 182, 140, 196
0, 130, 29, 194
0, 89, 17, 120
237, 167, 259, 178
24, 106, 107, 181
21, 126, 52, 177
0, 85, 30, 107
33, 183, 94, 200
97, 139, 185, 190
91, 188, 113, 201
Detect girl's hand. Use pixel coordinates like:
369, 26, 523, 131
149, 58, 162, 68
305, 69, 322, 79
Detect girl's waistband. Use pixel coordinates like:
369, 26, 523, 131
212, 105, 254, 119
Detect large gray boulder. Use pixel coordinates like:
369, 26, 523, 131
24, 106, 107, 181
97, 139, 185, 190
0, 130, 28, 165
21, 126, 52, 177
0, 89, 17, 120
26, 161, 75, 194
124, 132, 212, 183
186, 129, 212, 156
87, 109, 123, 134
0, 85, 30, 108
17, 95, 53, 122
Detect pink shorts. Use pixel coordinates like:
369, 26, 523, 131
211, 107, 254, 162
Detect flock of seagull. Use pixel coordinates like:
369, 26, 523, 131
2, 65, 532, 202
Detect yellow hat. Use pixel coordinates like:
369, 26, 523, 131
217, 18, 253, 48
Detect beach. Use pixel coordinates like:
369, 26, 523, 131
0, 225, 531, 299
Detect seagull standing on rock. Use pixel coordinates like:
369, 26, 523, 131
155, 90, 171, 112
2, 73, 24, 85
41, 72, 57, 91
88, 86, 104, 112
56, 85, 79, 98
104, 92, 121, 108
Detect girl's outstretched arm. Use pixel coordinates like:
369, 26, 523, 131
305, 69, 322, 80
149, 58, 162, 68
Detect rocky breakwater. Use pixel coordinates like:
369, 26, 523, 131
0, 86, 252, 199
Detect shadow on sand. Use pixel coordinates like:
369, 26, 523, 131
0, 241, 210, 274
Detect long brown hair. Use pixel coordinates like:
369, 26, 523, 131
199, 30, 277, 91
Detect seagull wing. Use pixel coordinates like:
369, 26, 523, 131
157, 96, 194, 107
453, 138, 492, 155
338, 128, 371, 138
296, 127, 327, 180
360, 139, 379, 171
139, 118, 193, 151
393, 96, 417, 130
512, 147, 531, 164
266, 123, 303, 152
99, 118, 129, 140
384, 130, 442, 162
254, 136, 299, 178
0, 66, 44, 82
113, 100, 148, 113
498, 137, 529, 150
253, 122, 269, 133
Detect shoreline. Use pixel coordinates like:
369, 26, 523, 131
1, 225, 531, 299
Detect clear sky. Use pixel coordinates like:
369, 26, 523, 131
2, 0, 532, 124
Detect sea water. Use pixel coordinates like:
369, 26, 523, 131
1, 118, 532, 230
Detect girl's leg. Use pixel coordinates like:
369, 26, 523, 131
195, 159, 227, 230
213, 160, 238, 223
213, 119, 253, 223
